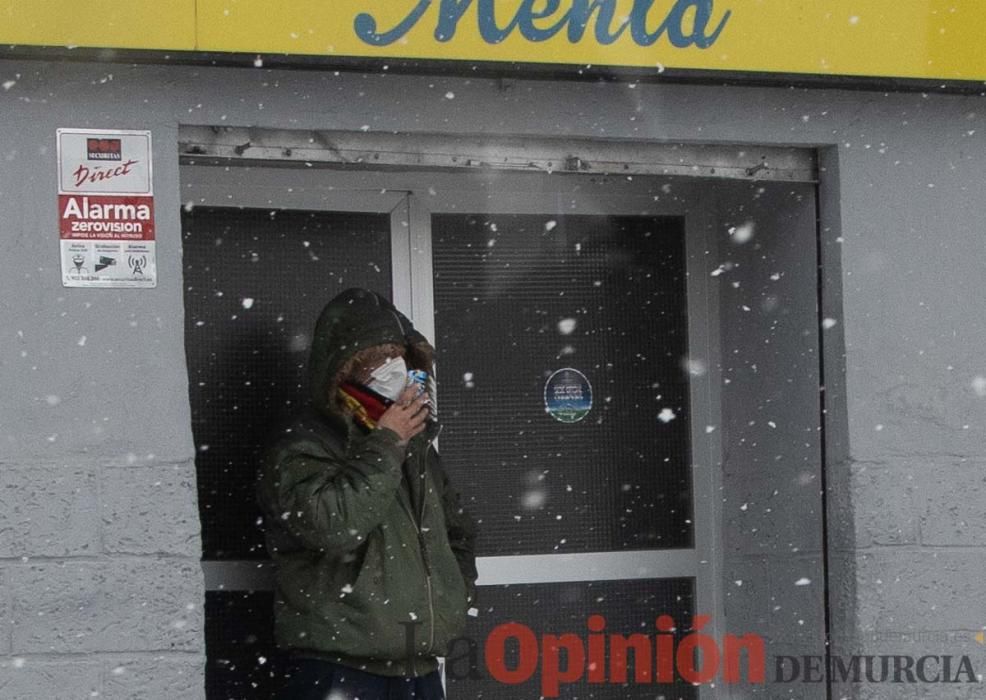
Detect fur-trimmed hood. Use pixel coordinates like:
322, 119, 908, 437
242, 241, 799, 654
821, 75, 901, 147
308, 287, 436, 432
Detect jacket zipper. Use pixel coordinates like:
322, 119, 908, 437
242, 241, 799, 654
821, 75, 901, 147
389, 303, 439, 659
397, 447, 436, 659
420, 452, 435, 656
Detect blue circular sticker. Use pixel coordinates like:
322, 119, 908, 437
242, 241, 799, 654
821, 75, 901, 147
544, 368, 593, 423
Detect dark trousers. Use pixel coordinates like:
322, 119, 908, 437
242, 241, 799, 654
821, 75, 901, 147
274, 655, 445, 700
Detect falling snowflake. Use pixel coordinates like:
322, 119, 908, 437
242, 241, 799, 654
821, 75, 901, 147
728, 222, 755, 243
521, 489, 546, 509
557, 318, 577, 335
683, 357, 707, 377
972, 376, 986, 397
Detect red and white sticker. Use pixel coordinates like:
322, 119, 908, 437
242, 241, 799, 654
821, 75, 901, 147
57, 129, 156, 288
59, 194, 155, 240
61, 240, 156, 288
57, 129, 152, 195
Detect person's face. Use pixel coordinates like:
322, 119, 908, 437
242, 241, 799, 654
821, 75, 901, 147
352, 346, 405, 385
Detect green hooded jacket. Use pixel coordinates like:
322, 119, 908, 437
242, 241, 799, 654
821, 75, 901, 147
256, 287, 478, 677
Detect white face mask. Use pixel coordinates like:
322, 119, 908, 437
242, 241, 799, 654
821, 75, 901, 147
366, 355, 408, 401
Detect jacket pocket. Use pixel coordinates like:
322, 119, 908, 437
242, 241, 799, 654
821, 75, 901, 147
345, 520, 433, 660
346, 539, 373, 593
421, 510, 470, 653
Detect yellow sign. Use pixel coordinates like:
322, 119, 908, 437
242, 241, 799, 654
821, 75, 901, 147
1, 0, 195, 52
3, 1, 986, 82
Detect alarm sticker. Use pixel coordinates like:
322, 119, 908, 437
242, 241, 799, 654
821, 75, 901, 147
57, 128, 156, 288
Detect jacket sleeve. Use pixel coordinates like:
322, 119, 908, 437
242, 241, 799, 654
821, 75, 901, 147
435, 451, 479, 606
258, 426, 407, 555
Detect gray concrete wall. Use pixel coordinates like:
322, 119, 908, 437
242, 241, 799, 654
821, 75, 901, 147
0, 64, 205, 699
0, 59, 984, 698
716, 178, 828, 699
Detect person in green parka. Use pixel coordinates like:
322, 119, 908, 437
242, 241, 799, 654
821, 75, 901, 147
256, 287, 478, 700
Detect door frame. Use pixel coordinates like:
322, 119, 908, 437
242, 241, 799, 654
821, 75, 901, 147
181, 162, 755, 700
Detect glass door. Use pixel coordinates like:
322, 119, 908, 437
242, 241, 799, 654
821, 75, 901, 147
403, 173, 723, 699
182, 163, 826, 700
180, 164, 414, 699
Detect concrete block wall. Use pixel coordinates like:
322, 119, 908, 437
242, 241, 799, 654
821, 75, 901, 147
819, 100, 986, 697
0, 60, 206, 698
0, 460, 203, 699
0, 464, 204, 699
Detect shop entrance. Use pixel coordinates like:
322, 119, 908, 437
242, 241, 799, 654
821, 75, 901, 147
181, 139, 826, 700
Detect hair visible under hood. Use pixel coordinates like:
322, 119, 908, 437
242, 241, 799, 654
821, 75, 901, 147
307, 287, 435, 424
